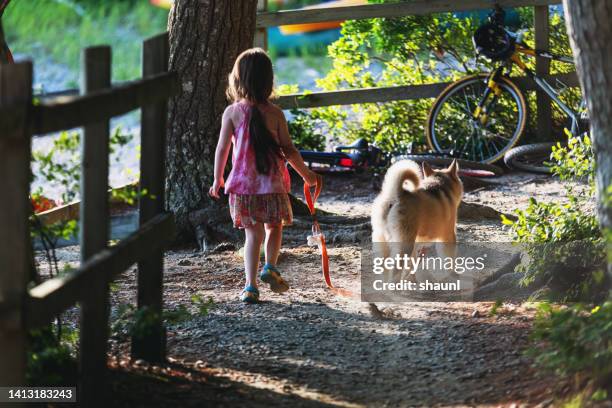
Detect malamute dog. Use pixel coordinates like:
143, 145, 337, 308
371, 159, 463, 252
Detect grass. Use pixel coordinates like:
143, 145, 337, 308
4, 0, 168, 86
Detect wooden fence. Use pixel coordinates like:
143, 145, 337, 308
0, 32, 178, 406
259, 0, 576, 141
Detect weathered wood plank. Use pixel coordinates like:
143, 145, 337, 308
257, 0, 562, 28
535, 5, 552, 140
78, 45, 111, 408
26, 213, 176, 330
134, 32, 168, 362
254, 0, 268, 49
31, 71, 179, 135
35, 182, 138, 226
275, 72, 578, 109
0, 61, 32, 392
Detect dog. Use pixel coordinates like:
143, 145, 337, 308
371, 159, 463, 257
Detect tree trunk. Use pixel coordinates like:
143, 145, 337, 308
0, 1, 13, 64
563, 1, 612, 283
166, 0, 258, 243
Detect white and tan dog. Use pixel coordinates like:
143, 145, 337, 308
371, 159, 463, 257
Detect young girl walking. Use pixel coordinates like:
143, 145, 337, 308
209, 48, 319, 303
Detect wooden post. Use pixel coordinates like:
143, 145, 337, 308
535, 5, 552, 141
133, 33, 168, 362
0, 62, 32, 398
254, 0, 268, 49
78, 46, 111, 407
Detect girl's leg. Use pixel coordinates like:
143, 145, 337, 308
264, 223, 283, 265
244, 223, 265, 288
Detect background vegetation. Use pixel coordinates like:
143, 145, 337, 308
501, 133, 611, 401
286, 2, 580, 152
4, 0, 168, 88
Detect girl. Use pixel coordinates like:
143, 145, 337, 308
209, 48, 319, 303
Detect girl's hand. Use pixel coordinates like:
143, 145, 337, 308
208, 178, 224, 199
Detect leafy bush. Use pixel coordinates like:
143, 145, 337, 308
287, 109, 326, 151
502, 132, 605, 298
530, 302, 612, 387
502, 132, 610, 394
111, 296, 214, 340
27, 326, 78, 386
299, 1, 579, 151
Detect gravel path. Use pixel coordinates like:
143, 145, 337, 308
40, 171, 581, 407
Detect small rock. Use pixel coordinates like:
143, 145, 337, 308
472, 309, 481, 318
178, 259, 193, 266
132, 359, 147, 367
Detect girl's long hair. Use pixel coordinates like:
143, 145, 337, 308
227, 48, 281, 174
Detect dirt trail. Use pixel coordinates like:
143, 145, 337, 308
45, 172, 581, 407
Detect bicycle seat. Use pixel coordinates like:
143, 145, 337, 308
335, 138, 369, 152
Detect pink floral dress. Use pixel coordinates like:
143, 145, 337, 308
224, 101, 293, 228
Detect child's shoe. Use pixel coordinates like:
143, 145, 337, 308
240, 286, 259, 303
260, 263, 289, 293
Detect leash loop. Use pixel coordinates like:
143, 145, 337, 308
303, 179, 357, 299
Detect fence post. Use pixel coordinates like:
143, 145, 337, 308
534, 5, 552, 141
79, 46, 111, 407
254, 0, 268, 49
133, 33, 168, 362
0, 62, 32, 398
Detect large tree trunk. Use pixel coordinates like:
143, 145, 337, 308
166, 0, 258, 244
563, 1, 612, 283
1, 1, 13, 64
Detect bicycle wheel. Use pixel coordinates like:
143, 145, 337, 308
503, 143, 555, 174
391, 155, 504, 176
426, 74, 527, 164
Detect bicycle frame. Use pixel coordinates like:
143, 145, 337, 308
477, 42, 582, 136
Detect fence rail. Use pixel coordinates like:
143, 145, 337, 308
276, 72, 578, 110
26, 213, 174, 330
0, 32, 177, 407
258, 0, 573, 141
256, 0, 562, 28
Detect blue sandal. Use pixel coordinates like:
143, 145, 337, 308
260, 263, 289, 293
240, 286, 260, 303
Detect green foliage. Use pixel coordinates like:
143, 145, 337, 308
4, 0, 168, 84
299, 2, 578, 150
502, 196, 599, 244
502, 132, 604, 297
287, 109, 326, 151
550, 131, 595, 187
112, 296, 214, 339
530, 302, 612, 386
190, 293, 215, 317
32, 127, 134, 204
27, 326, 78, 386
489, 299, 503, 316
32, 131, 81, 205
310, 4, 480, 151
503, 131, 598, 244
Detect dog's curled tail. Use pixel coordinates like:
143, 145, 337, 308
381, 160, 421, 198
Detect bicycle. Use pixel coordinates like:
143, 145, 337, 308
426, 6, 588, 164
299, 138, 504, 177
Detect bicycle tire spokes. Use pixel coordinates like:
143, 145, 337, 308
429, 75, 525, 163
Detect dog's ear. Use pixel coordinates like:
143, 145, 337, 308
448, 159, 459, 176
422, 162, 434, 177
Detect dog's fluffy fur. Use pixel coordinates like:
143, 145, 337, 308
371, 159, 463, 250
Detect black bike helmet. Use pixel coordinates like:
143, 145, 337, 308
472, 23, 515, 61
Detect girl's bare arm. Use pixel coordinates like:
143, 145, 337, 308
275, 109, 318, 186
209, 106, 234, 199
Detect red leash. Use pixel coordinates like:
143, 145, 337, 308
303, 180, 358, 299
